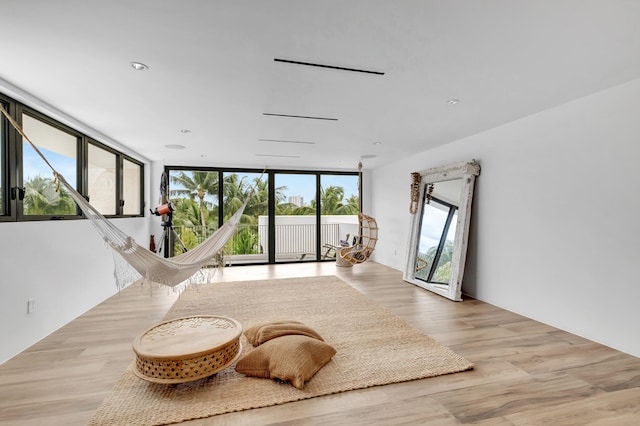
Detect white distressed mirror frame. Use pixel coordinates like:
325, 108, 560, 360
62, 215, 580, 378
403, 160, 480, 301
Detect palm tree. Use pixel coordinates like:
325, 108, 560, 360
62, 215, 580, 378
23, 175, 76, 215
272, 182, 291, 215
243, 176, 270, 224
311, 185, 359, 215
319, 186, 344, 214
223, 173, 284, 255
170, 197, 200, 228
336, 194, 360, 215
275, 199, 316, 215
170, 171, 218, 230
222, 173, 250, 222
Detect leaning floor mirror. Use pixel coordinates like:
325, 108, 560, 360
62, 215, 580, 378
403, 160, 480, 301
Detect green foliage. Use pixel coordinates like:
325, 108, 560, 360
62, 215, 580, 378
433, 261, 452, 283
233, 227, 260, 255
310, 186, 359, 215
339, 194, 360, 215
170, 198, 200, 227
170, 171, 360, 257
275, 202, 315, 215
415, 239, 454, 283
222, 173, 251, 222
243, 177, 269, 223
174, 226, 199, 256
23, 175, 76, 215
170, 171, 218, 229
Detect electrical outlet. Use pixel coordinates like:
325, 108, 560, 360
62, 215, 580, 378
27, 299, 35, 314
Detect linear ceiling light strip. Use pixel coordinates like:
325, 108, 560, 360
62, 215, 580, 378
274, 58, 385, 75
255, 154, 301, 158
258, 139, 316, 145
263, 113, 338, 121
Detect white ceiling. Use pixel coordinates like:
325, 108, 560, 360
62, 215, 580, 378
2, 1, 640, 172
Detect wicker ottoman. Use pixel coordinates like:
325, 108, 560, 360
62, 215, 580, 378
132, 315, 242, 384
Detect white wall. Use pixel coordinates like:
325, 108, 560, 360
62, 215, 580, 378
371, 78, 640, 358
0, 78, 155, 364
0, 216, 150, 364
0, 155, 152, 365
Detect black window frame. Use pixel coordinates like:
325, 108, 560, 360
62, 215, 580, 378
17, 106, 84, 221
0, 92, 145, 222
119, 155, 145, 217
164, 165, 360, 264
0, 97, 14, 222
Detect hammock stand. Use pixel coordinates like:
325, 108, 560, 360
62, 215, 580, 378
335, 162, 379, 267
0, 104, 248, 289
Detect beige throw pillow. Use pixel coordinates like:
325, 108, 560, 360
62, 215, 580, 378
244, 320, 324, 346
235, 335, 336, 389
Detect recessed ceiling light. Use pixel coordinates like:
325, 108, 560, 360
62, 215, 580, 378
130, 62, 149, 71
164, 144, 185, 150
373, 142, 381, 145
447, 98, 460, 105
180, 129, 191, 133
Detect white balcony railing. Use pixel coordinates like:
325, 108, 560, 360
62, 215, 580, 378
174, 221, 347, 260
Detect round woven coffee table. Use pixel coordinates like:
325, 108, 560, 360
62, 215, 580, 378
132, 315, 243, 384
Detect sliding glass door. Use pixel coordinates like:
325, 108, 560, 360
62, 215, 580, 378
274, 172, 317, 262
223, 171, 268, 264
319, 174, 360, 259
165, 166, 359, 265
168, 169, 219, 256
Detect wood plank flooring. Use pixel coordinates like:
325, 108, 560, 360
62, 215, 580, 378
1, 262, 639, 425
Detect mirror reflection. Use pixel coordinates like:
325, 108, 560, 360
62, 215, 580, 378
415, 179, 462, 285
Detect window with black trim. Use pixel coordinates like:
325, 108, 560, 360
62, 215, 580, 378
88, 142, 117, 215
0, 100, 7, 218
165, 166, 359, 264
0, 93, 144, 221
122, 158, 142, 215
21, 112, 81, 217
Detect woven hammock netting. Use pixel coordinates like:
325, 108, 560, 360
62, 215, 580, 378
1, 104, 246, 290
63, 174, 245, 288
57, 171, 248, 289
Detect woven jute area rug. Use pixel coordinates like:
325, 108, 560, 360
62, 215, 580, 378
90, 276, 473, 425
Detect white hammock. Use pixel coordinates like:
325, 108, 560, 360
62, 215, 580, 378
1, 104, 245, 289
59, 172, 247, 288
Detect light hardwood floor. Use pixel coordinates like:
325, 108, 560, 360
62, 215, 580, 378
1, 262, 639, 425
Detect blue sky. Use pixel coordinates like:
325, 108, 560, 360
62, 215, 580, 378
23, 144, 77, 187
22, 153, 358, 208
418, 204, 457, 254
276, 173, 359, 205
170, 170, 359, 207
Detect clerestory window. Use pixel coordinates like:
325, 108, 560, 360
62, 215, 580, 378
0, 92, 144, 221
